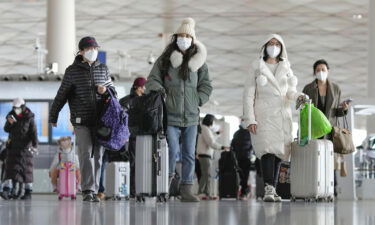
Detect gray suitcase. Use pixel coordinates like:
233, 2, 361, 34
105, 162, 130, 200
290, 100, 334, 202
135, 135, 169, 202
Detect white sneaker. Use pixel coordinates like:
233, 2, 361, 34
263, 185, 275, 202
274, 193, 282, 202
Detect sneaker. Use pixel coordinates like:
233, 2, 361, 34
198, 194, 208, 200
96, 192, 105, 200
239, 194, 248, 201
92, 194, 101, 203
274, 193, 282, 202
209, 196, 218, 200
263, 185, 275, 202
82, 192, 94, 202
0, 187, 11, 200
20, 189, 32, 200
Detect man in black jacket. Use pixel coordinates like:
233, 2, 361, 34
49, 36, 115, 202
231, 118, 254, 200
119, 77, 146, 197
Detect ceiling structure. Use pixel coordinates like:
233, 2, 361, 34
0, 0, 368, 117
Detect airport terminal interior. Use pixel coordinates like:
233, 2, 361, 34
0, 0, 375, 224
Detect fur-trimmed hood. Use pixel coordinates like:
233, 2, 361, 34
251, 34, 298, 91
170, 40, 207, 72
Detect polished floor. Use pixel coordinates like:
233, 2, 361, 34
0, 195, 374, 225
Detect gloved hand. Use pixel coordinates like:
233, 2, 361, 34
296, 94, 310, 110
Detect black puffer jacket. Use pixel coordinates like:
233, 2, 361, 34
231, 126, 253, 160
49, 55, 115, 127
4, 107, 38, 183
119, 88, 137, 111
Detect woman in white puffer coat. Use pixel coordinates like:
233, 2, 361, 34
243, 34, 308, 202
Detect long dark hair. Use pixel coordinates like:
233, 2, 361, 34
160, 34, 198, 81
262, 42, 283, 62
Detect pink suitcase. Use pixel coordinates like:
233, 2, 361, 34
57, 161, 77, 200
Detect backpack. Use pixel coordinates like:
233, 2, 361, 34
231, 128, 253, 160
97, 90, 130, 151
127, 91, 167, 135
219, 151, 241, 175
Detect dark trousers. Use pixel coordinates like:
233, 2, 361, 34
238, 159, 252, 195
98, 152, 108, 193
261, 154, 281, 186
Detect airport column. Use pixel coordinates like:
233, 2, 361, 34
369, 0, 375, 133
46, 0, 76, 74
161, 0, 174, 47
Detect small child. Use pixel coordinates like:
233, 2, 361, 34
49, 136, 80, 192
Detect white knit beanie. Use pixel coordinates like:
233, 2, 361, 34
175, 18, 196, 39
13, 98, 25, 107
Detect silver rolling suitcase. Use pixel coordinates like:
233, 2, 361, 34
135, 134, 169, 202
105, 162, 130, 200
290, 100, 334, 202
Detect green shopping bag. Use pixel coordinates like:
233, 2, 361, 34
300, 103, 332, 139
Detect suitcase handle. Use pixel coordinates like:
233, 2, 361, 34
298, 99, 312, 145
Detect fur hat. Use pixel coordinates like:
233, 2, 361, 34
175, 18, 196, 39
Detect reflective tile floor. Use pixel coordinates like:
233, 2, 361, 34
0, 195, 374, 225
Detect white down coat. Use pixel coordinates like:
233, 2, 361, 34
243, 34, 302, 161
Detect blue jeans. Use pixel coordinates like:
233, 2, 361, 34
167, 125, 197, 185
98, 151, 108, 193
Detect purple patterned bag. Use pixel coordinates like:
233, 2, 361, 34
97, 90, 130, 151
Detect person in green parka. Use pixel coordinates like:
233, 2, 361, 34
146, 17, 213, 202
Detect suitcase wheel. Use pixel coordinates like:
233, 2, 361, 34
136, 195, 145, 203
71, 196, 76, 200
58, 196, 63, 200
290, 196, 296, 202
157, 195, 167, 203
116, 196, 122, 201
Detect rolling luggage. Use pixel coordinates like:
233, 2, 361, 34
105, 162, 130, 200
58, 161, 77, 200
290, 100, 334, 202
57, 136, 78, 200
135, 135, 169, 202
218, 151, 240, 199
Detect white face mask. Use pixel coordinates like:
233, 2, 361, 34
83, 49, 98, 62
240, 120, 247, 129
316, 71, 328, 81
266, 45, 281, 58
177, 37, 192, 51
14, 108, 22, 115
